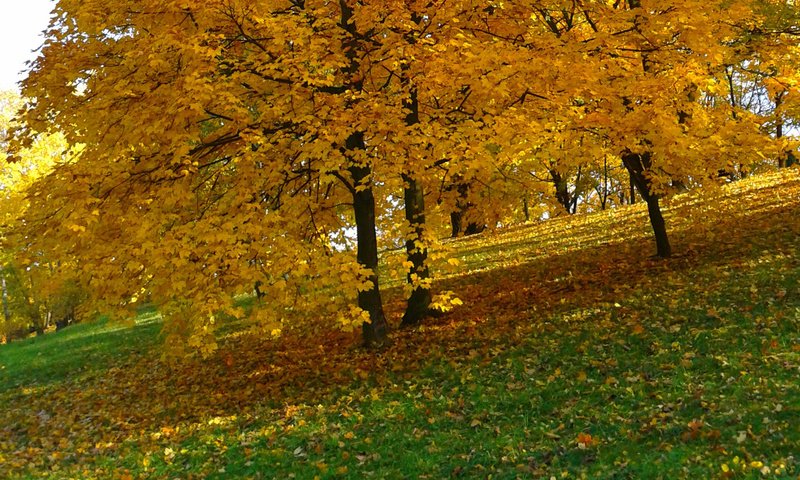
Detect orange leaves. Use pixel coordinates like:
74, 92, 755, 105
576, 432, 597, 449
630, 323, 646, 336
680, 419, 722, 444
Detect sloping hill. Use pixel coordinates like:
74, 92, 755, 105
1, 170, 799, 479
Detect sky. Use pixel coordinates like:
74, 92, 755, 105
0, 1, 56, 91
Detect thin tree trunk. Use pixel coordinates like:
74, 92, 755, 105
623, 152, 671, 258
1, 270, 10, 325
346, 132, 389, 348
523, 195, 531, 221
601, 156, 609, 210
645, 195, 671, 258
776, 91, 787, 168
570, 166, 582, 214
449, 180, 468, 237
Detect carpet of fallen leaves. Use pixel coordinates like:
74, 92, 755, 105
1, 170, 799, 479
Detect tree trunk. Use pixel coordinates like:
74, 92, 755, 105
600, 156, 609, 210
447, 174, 486, 237
346, 132, 389, 348
550, 169, 573, 214
776, 91, 787, 169
401, 174, 432, 327
622, 152, 672, 258
399, 61, 433, 326
450, 210, 462, 238
645, 195, 671, 258
523, 195, 530, 221
1, 271, 10, 325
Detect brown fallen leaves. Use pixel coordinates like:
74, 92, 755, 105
1, 171, 799, 478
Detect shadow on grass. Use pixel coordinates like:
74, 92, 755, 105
0, 172, 798, 477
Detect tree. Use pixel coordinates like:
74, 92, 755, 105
0, 90, 86, 340
14, 1, 404, 349
542, 0, 785, 257
10, 1, 537, 348
8, 0, 797, 354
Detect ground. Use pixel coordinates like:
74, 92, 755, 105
1, 170, 799, 479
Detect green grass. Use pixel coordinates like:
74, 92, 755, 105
109, 256, 799, 479
0, 311, 161, 394
1, 171, 799, 479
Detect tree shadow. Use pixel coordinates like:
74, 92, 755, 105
1, 173, 798, 475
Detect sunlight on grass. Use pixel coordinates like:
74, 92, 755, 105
0, 170, 798, 479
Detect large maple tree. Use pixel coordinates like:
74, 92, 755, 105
8, 0, 798, 351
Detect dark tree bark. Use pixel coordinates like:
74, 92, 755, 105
335, 2, 389, 347
448, 179, 486, 237
399, 17, 435, 326
548, 167, 584, 214
450, 210, 463, 238
599, 156, 609, 210
523, 195, 531, 221
401, 173, 432, 327
346, 132, 389, 348
619, 0, 670, 258
254, 280, 265, 299
775, 93, 797, 169
550, 169, 573, 214
1, 271, 9, 326
644, 195, 670, 257
622, 152, 672, 258
776, 91, 787, 169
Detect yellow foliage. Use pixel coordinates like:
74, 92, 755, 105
3, 0, 799, 350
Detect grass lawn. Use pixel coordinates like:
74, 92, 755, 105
1, 170, 799, 479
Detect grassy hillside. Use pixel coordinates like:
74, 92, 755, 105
1, 170, 799, 479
